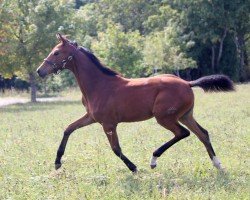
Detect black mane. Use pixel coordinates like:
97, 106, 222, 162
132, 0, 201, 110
78, 46, 119, 76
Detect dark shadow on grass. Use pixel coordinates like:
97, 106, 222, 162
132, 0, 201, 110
116, 169, 163, 197
165, 169, 246, 194
0, 100, 82, 113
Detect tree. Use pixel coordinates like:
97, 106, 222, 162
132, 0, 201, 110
143, 27, 196, 76
0, 1, 17, 78
92, 23, 144, 77
228, 0, 250, 81
93, 0, 160, 34
0, 0, 74, 101
171, 0, 250, 80
143, 4, 179, 33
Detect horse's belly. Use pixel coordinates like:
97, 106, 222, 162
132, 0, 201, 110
119, 111, 153, 122
116, 102, 154, 122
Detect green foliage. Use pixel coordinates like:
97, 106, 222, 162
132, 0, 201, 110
1, 0, 74, 75
143, 27, 196, 74
91, 0, 160, 34
0, 0, 75, 101
144, 4, 179, 33
173, 0, 250, 79
38, 70, 77, 94
73, 3, 99, 39
92, 23, 144, 77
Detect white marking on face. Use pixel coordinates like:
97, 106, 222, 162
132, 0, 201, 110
212, 156, 222, 170
150, 156, 157, 166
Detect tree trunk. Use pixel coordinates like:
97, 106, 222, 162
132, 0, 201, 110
234, 33, 247, 81
238, 35, 248, 81
211, 45, 215, 73
44, 79, 48, 96
186, 68, 191, 80
216, 27, 227, 69
29, 72, 37, 102
175, 68, 180, 77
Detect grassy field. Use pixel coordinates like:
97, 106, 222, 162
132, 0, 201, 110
0, 84, 249, 200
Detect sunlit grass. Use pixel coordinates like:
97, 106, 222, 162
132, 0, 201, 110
0, 84, 249, 199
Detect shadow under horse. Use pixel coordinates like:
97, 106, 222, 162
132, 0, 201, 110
37, 34, 235, 173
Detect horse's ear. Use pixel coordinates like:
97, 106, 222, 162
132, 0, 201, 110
56, 33, 67, 45
72, 40, 78, 47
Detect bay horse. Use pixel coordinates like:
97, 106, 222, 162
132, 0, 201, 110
37, 34, 234, 173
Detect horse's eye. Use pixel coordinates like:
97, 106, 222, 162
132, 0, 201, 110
54, 51, 59, 56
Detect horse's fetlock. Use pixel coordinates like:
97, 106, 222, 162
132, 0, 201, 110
57, 150, 64, 157
112, 148, 122, 156
153, 151, 160, 158
129, 164, 137, 172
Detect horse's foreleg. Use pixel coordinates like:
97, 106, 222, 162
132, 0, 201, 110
103, 124, 137, 173
55, 114, 95, 170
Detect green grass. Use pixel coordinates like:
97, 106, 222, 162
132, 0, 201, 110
0, 84, 249, 200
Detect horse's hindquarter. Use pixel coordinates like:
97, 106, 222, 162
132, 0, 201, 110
152, 76, 194, 119
115, 75, 193, 122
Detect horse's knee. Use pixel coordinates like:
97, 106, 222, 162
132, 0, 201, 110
103, 124, 117, 133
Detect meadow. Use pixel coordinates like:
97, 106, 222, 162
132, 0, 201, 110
0, 84, 249, 200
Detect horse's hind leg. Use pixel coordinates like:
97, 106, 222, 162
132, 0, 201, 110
179, 110, 223, 170
150, 118, 190, 169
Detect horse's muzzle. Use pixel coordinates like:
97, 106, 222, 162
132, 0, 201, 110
36, 68, 46, 78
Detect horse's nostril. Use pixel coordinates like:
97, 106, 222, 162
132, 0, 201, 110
37, 69, 45, 78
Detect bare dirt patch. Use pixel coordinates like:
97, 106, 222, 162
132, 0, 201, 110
0, 97, 67, 107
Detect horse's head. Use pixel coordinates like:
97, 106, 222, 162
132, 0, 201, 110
37, 33, 77, 78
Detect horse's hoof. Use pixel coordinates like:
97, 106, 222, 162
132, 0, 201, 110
150, 164, 157, 169
132, 168, 138, 174
212, 156, 223, 170
150, 156, 157, 169
55, 163, 62, 170
219, 167, 227, 173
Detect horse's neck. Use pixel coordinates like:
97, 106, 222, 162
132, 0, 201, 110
70, 52, 118, 101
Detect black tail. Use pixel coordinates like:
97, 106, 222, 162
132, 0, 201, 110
189, 74, 235, 92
